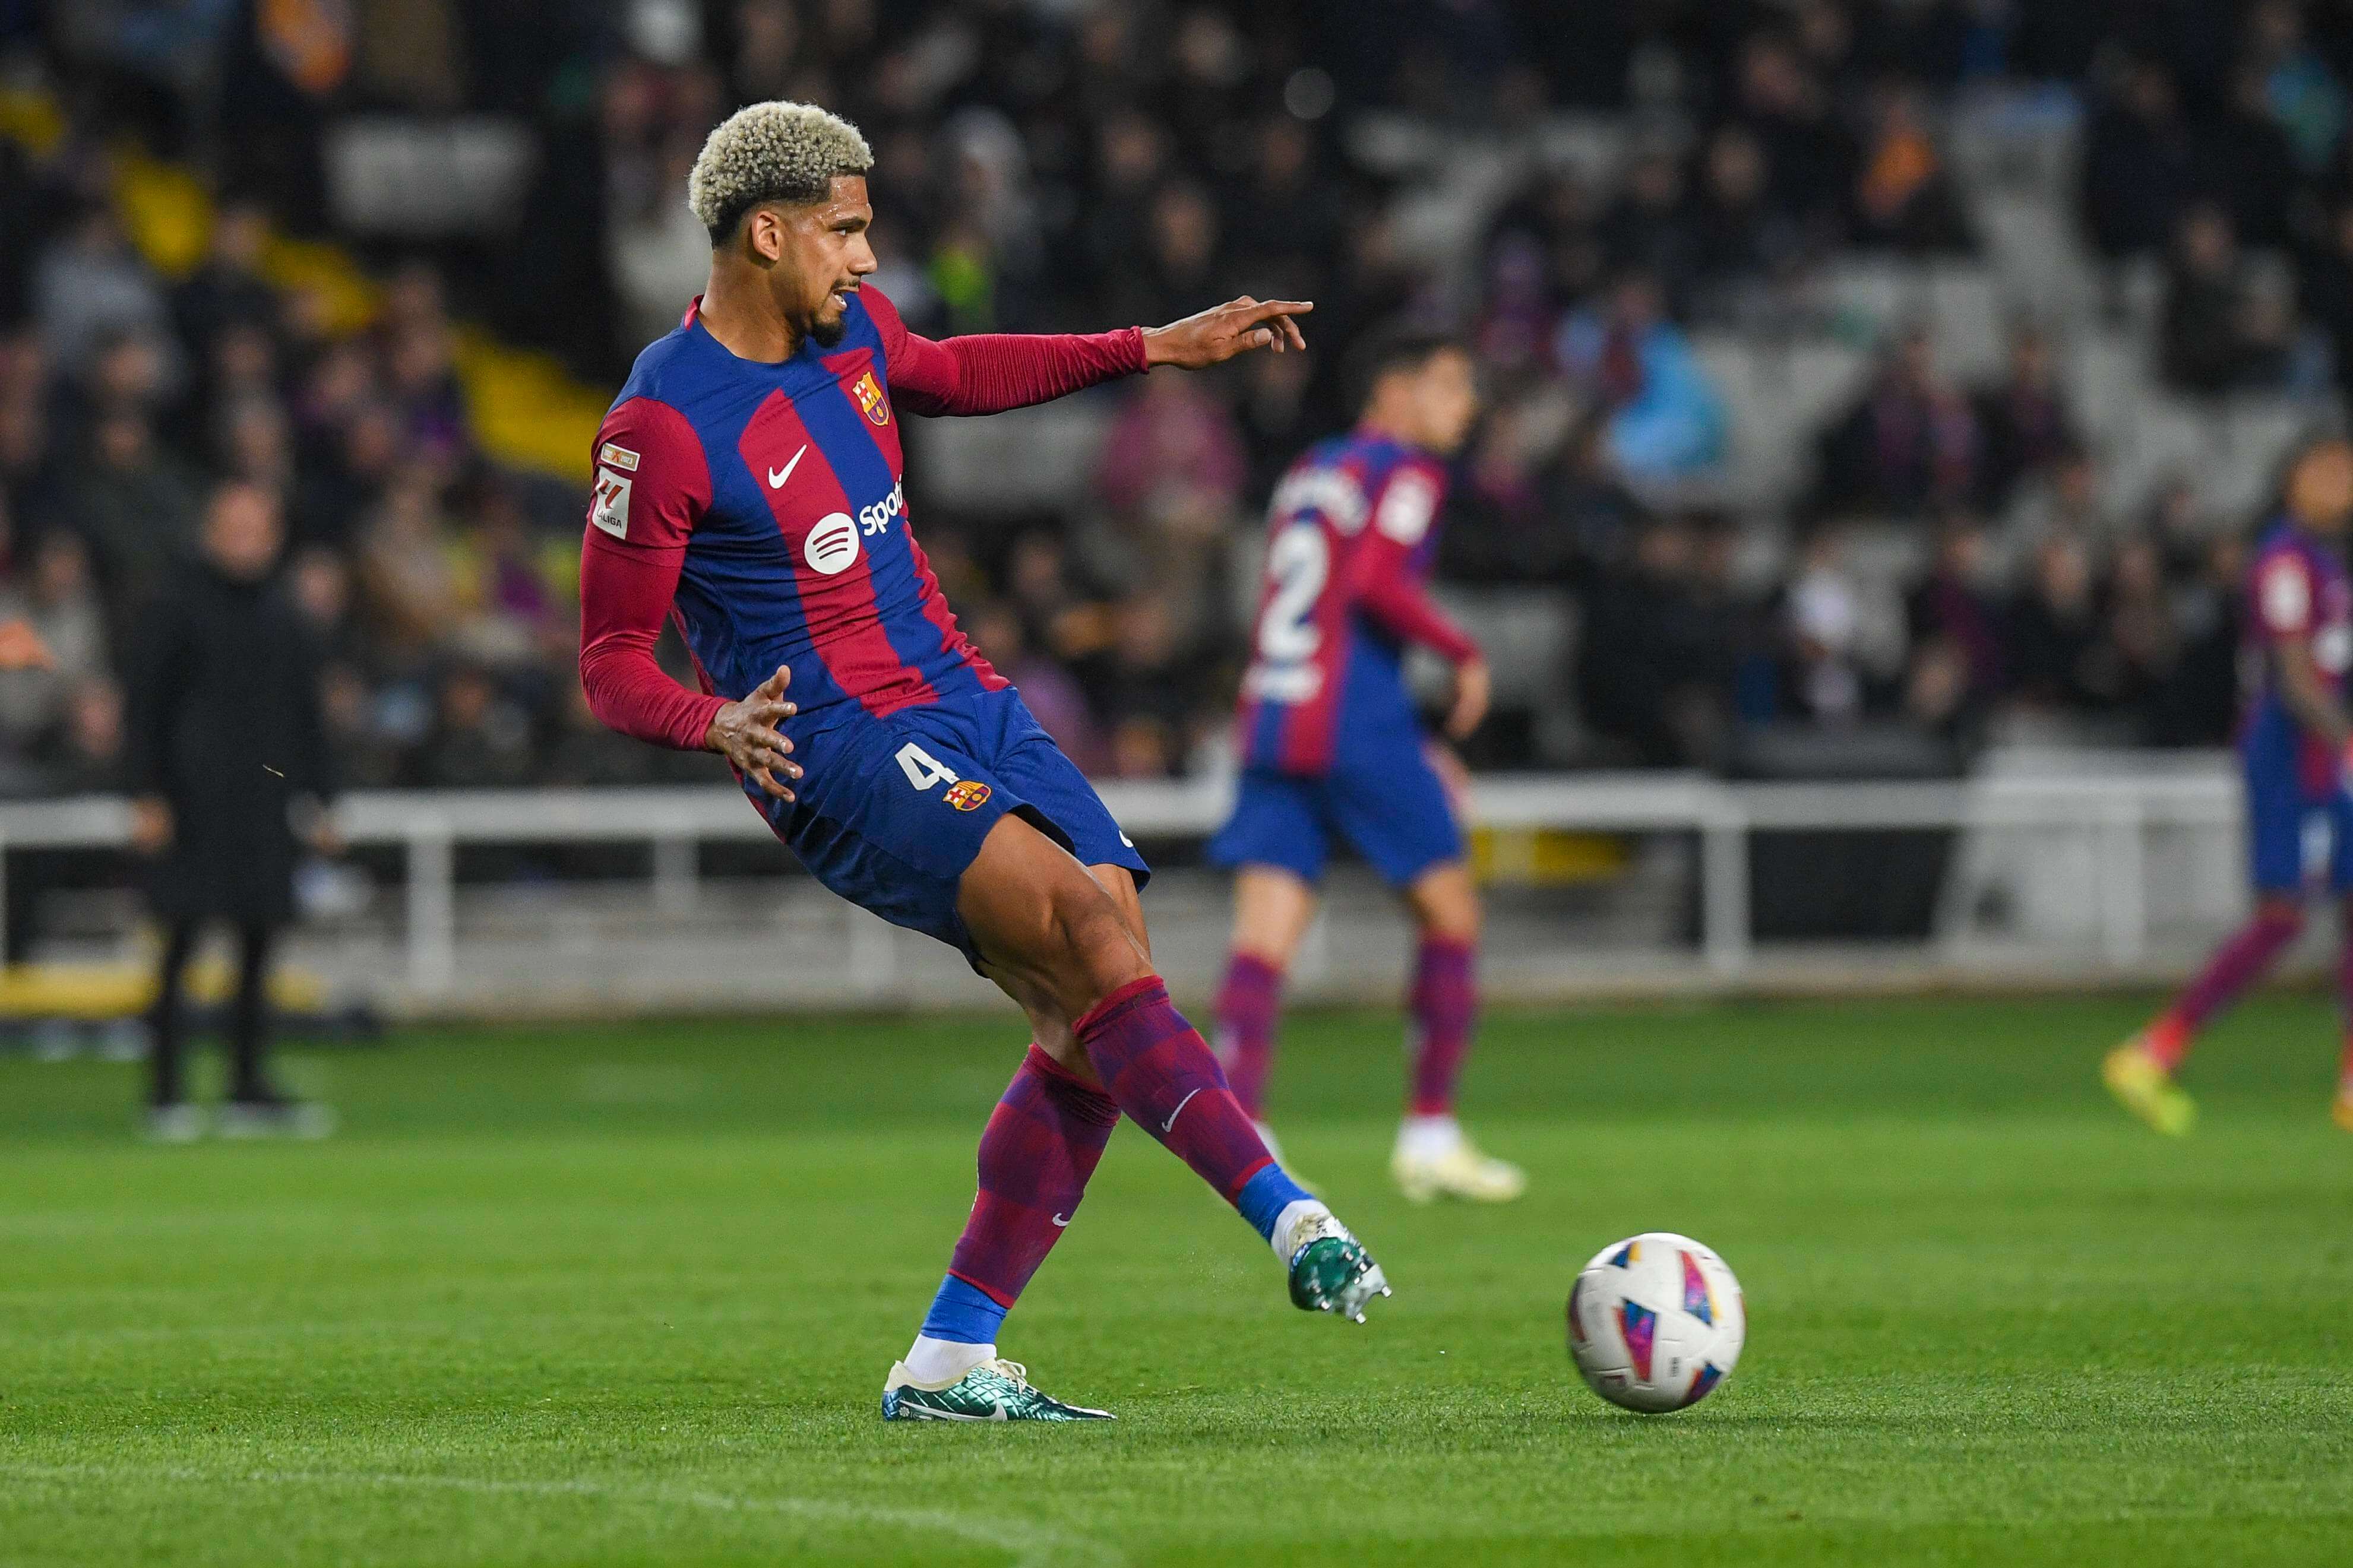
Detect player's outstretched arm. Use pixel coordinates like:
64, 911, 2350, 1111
866, 285, 1309, 419
1140, 296, 1312, 368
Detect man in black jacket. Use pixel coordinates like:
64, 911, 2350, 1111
128, 481, 338, 1140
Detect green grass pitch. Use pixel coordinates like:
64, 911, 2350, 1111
2, 993, 2349, 1566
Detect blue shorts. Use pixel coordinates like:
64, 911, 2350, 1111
1207, 736, 1463, 888
2245, 755, 2353, 894
753, 687, 1147, 966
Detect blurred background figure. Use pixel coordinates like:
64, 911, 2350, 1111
127, 483, 337, 1141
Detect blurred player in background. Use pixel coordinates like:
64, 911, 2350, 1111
1208, 332, 1525, 1203
2107, 435, 2353, 1135
577, 102, 1390, 1423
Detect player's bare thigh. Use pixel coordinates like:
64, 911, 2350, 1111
1230, 865, 1320, 970
957, 813, 1154, 1076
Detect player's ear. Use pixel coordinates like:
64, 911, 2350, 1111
742, 206, 786, 265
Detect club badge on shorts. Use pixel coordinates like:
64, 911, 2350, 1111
852, 369, 891, 426
944, 780, 992, 812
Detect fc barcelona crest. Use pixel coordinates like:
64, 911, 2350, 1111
944, 780, 992, 812
852, 369, 891, 426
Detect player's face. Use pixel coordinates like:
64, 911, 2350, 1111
760, 175, 877, 348
2291, 443, 2353, 533
1410, 349, 1480, 456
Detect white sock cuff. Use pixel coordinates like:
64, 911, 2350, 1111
1269, 1197, 1330, 1262
903, 1334, 995, 1387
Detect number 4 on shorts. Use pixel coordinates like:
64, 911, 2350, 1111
895, 742, 960, 791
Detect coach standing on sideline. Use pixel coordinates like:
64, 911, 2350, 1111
128, 482, 339, 1142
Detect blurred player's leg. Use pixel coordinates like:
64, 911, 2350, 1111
2108, 896, 2305, 1135
1214, 866, 1318, 1157
1392, 863, 1524, 1202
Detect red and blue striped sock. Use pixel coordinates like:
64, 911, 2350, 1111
1408, 937, 1477, 1117
1077, 975, 1311, 1240
1213, 952, 1285, 1120
918, 1045, 1119, 1350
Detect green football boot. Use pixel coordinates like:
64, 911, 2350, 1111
1276, 1206, 1391, 1323
880, 1358, 1115, 1423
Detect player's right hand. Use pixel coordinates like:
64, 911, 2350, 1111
707, 664, 802, 802
1444, 658, 1491, 741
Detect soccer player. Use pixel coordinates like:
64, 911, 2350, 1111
576, 102, 1387, 1423
2106, 434, 2353, 1136
1207, 332, 1526, 1203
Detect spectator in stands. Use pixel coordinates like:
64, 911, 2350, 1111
1554, 271, 1726, 485
1906, 510, 2007, 712
0, 532, 106, 755
31, 204, 178, 384
1778, 524, 1876, 726
1088, 593, 1200, 779
2081, 57, 2196, 261
2005, 533, 2105, 714
69, 408, 201, 634
1973, 325, 2080, 511
1726, 30, 1855, 236
173, 199, 279, 350
1576, 513, 1732, 766
355, 467, 463, 667
2144, 533, 2246, 746
2159, 204, 2285, 395
416, 662, 536, 789
2004, 446, 2108, 545
1848, 80, 1973, 255
2096, 534, 2184, 731
1598, 147, 1697, 306
1813, 325, 1980, 518
1688, 124, 1801, 318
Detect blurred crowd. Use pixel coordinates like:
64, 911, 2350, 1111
2, 2, 2352, 792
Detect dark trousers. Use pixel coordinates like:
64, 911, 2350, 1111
148, 920, 279, 1107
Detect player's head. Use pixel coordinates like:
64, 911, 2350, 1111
690, 101, 877, 348
2284, 434, 2353, 533
201, 480, 283, 581
1349, 328, 1478, 456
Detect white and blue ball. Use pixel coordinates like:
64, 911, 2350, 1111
1567, 1232, 1745, 1413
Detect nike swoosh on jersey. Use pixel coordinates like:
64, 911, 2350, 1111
1051, 1213, 1071, 1227
768, 445, 808, 489
1162, 1087, 1203, 1133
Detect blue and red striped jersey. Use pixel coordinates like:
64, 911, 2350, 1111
1235, 430, 1478, 776
2241, 516, 2353, 796
577, 287, 1144, 750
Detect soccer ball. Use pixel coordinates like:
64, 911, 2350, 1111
1567, 1232, 1745, 1413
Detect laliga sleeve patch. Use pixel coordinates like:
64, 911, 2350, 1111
590, 467, 633, 539
2260, 555, 2313, 636
1374, 469, 1438, 545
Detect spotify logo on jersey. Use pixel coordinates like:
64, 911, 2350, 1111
804, 513, 860, 575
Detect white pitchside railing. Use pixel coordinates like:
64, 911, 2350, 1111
0, 758, 2246, 1002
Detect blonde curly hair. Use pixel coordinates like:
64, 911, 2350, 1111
688, 101, 874, 243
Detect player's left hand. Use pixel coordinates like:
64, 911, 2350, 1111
1444, 658, 1490, 742
1141, 296, 1311, 368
